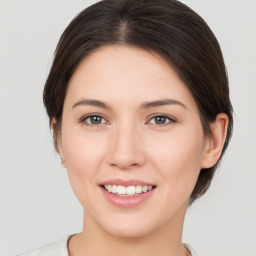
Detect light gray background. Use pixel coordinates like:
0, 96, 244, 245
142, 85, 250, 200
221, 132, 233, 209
0, 0, 255, 255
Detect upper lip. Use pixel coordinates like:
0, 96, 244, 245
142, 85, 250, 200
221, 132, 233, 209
100, 179, 155, 187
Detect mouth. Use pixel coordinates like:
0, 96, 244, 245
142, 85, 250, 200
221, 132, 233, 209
100, 184, 157, 197
99, 179, 157, 208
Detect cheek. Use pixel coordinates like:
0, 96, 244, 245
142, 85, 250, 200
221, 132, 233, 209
62, 120, 107, 167
147, 127, 204, 197
61, 125, 107, 205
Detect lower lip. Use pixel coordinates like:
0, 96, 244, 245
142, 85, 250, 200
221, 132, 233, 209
100, 186, 156, 208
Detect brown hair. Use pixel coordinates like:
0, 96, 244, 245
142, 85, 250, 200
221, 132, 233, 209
43, 0, 233, 204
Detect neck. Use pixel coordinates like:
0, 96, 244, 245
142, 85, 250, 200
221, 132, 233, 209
68, 206, 190, 256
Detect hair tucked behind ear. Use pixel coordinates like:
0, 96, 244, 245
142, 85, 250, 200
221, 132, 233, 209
43, 0, 233, 204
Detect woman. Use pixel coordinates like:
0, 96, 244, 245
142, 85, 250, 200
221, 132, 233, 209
19, 0, 233, 255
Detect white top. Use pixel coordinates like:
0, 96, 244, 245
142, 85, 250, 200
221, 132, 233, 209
16, 236, 199, 256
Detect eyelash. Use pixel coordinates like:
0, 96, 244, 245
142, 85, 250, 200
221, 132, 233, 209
80, 114, 109, 127
147, 115, 176, 127
79, 114, 176, 128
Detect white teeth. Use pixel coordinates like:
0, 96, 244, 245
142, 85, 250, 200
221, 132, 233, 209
104, 185, 112, 192
103, 184, 155, 196
117, 185, 126, 195
112, 185, 118, 193
126, 186, 135, 195
107, 185, 112, 193
142, 186, 148, 192
135, 185, 143, 193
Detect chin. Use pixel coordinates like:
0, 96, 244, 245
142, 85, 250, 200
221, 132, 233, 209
107, 225, 152, 239
99, 215, 157, 239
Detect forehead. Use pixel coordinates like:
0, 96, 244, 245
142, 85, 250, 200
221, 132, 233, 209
66, 45, 196, 110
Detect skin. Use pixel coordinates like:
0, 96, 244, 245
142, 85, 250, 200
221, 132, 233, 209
52, 45, 228, 256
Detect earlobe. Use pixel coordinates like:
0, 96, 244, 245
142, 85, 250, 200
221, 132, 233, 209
51, 118, 66, 168
201, 113, 229, 169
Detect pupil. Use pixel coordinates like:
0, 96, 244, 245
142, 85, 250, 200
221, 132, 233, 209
155, 116, 166, 124
91, 116, 101, 124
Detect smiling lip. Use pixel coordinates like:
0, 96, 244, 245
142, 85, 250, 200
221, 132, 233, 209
100, 179, 156, 208
100, 179, 155, 187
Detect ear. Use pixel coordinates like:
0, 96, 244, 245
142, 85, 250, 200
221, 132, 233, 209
51, 118, 67, 168
201, 113, 229, 169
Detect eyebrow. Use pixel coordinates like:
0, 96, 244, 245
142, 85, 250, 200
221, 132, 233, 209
72, 99, 111, 110
140, 98, 187, 109
72, 98, 187, 110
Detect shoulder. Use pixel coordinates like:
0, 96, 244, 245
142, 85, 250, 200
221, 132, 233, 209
15, 236, 71, 256
184, 243, 199, 256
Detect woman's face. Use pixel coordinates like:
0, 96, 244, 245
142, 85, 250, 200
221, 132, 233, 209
57, 45, 211, 238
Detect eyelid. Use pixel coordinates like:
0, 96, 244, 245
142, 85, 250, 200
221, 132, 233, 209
79, 113, 110, 126
79, 113, 176, 127
146, 114, 177, 126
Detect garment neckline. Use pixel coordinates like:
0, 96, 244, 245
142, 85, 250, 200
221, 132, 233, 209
62, 235, 198, 256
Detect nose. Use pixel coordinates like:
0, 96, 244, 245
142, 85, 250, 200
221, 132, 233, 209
107, 122, 146, 170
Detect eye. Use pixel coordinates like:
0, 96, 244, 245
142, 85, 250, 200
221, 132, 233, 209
81, 114, 108, 126
148, 115, 176, 126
